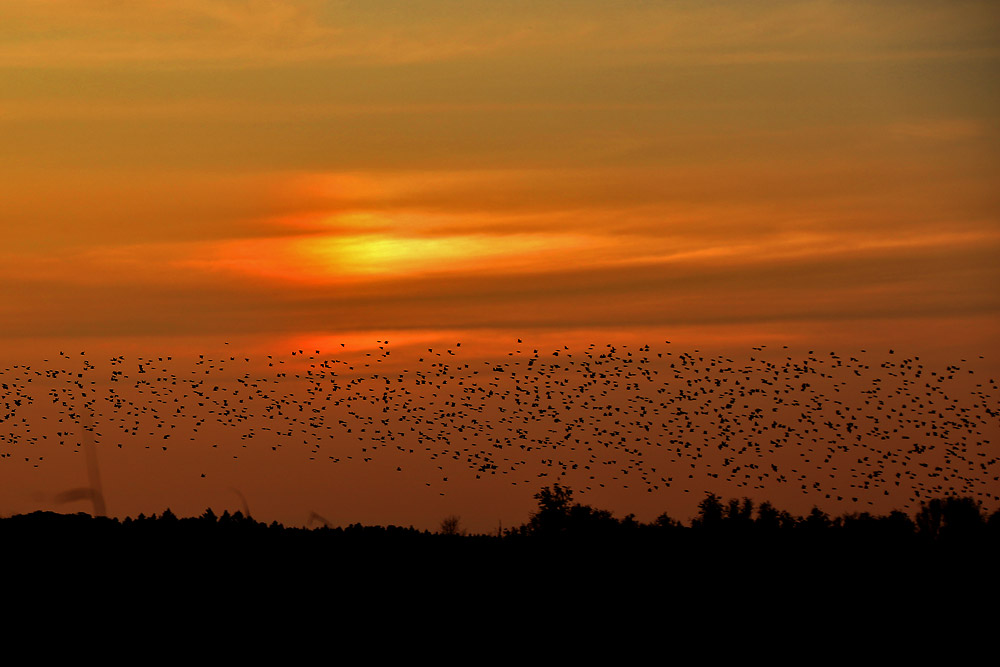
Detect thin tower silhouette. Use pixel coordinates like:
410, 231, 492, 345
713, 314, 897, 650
53, 412, 106, 517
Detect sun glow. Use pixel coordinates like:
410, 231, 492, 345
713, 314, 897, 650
297, 231, 592, 278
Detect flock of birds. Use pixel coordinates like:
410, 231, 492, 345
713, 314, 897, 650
0, 340, 997, 516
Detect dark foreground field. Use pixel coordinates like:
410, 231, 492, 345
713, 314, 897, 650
4, 488, 998, 643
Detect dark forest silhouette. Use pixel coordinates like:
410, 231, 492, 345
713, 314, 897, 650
7, 485, 997, 611
4, 484, 997, 549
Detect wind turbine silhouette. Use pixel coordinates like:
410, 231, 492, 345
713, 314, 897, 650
307, 511, 332, 528
230, 487, 251, 518
53, 412, 106, 517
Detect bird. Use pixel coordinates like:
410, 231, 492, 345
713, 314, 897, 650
0, 340, 994, 523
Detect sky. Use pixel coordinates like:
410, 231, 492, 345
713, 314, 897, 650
1, 1, 997, 529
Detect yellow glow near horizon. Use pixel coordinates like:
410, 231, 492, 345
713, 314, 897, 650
197, 209, 606, 284
298, 230, 597, 278
1, 1, 996, 348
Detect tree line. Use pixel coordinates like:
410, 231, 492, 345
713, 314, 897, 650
2, 484, 997, 548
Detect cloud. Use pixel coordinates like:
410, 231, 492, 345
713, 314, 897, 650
1, 1, 996, 353
0, 170, 329, 251
889, 119, 986, 141
2, 1, 998, 69
2, 225, 995, 340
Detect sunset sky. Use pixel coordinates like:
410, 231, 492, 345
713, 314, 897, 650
2, 0, 997, 351
1, 2, 997, 529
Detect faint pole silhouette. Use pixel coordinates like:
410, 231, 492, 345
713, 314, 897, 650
307, 511, 332, 528
230, 487, 251, 518
53, 412, 106, 517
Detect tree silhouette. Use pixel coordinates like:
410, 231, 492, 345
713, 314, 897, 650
918, 497, 985, 540
654, 511, 682, 530
939, 497, 984, 537
693, 492, 724, 528
802, 507, 833, 532
439, 515, 466, 536
756, 501, 780, 531
916, 498, 944, 538
528, 483, 574, 536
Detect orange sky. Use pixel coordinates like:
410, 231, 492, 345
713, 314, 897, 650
1, 2, 997, 529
